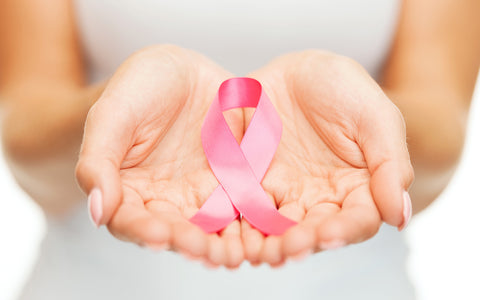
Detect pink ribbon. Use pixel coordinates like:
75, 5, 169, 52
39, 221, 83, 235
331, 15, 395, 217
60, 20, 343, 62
190, 77, 297, 235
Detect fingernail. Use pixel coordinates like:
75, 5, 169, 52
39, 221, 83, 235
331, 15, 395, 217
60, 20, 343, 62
319, 240, 346, 250
145, 243, 169, 252
290, 249, 313, 261
398, 191, 412, 231
88, 188, 103, 228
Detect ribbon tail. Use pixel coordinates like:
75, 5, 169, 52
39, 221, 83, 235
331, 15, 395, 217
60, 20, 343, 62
189, 185, 239, 233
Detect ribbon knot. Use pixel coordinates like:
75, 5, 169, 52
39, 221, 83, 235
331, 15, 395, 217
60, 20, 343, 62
190, 77, 296, 235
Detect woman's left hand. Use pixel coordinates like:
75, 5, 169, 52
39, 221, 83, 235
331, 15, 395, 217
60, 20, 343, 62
242, 51, 414, 266
75, 45, 246, 268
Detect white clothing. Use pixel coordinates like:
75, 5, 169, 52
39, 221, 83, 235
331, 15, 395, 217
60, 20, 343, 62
20, 1, 415, 299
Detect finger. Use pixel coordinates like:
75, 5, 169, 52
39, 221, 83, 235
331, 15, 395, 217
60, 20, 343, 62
261, 201, 304, 266
358, 99, 414, 230
282, 202, 339, 258
146, 200, 209, 260
316, 185, 381, 249
241, 219, 265, 266
260, 236, 283, 267
76, 101, 135, 227
241, 193, 278, 265
219, 218, 244, 269
205, 234, 224, 268
107, 188, 170, 247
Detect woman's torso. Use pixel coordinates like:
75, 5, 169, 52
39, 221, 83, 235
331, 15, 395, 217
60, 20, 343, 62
76, 0, 400, 79
20, 1, 415, 299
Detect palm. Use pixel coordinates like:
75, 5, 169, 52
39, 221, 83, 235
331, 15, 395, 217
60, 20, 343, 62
263, 79, 376, 229
120, 95, 219, 223
242, 52, 411, 266
79, 47, 244, 267
116, 79, 244, 265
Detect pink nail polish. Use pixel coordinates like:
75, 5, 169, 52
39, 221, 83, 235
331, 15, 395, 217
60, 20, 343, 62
319, 240, 346, 250
88, 188, 103, 228
398, 191, 412, 231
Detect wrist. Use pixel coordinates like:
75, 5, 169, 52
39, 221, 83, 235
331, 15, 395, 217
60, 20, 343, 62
1, 83, 104, 164
382, 87, 468, 213
383, 87, 467, 170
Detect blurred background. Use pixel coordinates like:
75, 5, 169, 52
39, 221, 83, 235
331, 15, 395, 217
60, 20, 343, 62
0, 76, 479, 299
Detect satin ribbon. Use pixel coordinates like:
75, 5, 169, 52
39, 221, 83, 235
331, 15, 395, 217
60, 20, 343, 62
190, 77, 296, 235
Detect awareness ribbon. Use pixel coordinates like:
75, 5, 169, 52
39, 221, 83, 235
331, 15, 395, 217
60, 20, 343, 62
190, 77, 297, 236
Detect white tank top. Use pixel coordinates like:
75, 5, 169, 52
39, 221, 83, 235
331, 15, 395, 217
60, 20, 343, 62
20, 1, 416, 299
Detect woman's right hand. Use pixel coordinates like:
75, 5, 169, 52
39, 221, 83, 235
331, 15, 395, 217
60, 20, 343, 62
75, 45, 245, 268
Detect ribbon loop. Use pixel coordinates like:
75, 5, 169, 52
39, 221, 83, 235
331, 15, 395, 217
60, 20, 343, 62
190, 77, 296, 235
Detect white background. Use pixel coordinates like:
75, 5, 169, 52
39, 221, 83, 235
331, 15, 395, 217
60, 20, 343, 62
0, 77, 479, 299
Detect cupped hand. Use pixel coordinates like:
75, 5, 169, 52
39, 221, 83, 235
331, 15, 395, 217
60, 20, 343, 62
242, 51, 414, 266
75, 45, 245, 268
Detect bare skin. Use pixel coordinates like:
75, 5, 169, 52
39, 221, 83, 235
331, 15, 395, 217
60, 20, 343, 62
242, 52, 413, 266
76, 48, 412, 268
1, 0, 479, 268
382, 0, 480, 212
0, 0, 94, 216
76, 46, 246, 268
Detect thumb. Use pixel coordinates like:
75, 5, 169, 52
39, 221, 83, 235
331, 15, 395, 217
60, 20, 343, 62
75, 101, 134, 227
358, 100, 414, 231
